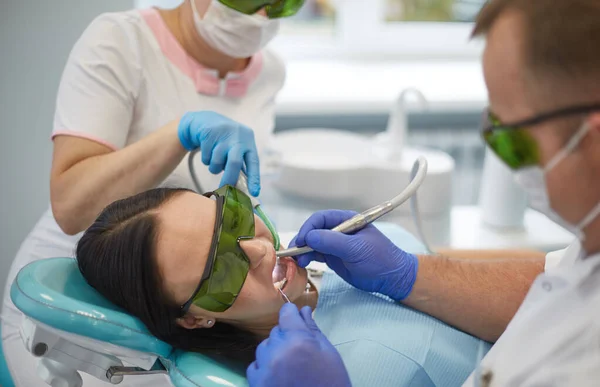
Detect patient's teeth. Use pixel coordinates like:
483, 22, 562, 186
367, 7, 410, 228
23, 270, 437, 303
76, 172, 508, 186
273, 278, 288, 291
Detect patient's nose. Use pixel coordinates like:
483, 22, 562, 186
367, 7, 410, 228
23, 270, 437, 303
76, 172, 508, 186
257, 8, 267, 16
239, 239, 270, 269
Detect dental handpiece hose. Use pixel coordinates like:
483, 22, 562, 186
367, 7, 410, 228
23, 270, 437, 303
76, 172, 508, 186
276, 157, 429, 258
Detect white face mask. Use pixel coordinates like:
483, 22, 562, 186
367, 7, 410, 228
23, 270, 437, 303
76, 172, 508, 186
191, 0, 280, 58
514, 123, 600, 241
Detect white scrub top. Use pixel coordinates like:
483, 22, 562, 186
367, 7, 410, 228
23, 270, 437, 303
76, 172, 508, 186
1, 8, 284, 387
463, 240, 600, 387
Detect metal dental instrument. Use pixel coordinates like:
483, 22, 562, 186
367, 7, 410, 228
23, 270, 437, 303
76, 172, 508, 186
278, 288, 291, 303
276, 157, 429, 258
278, 279, 291, 303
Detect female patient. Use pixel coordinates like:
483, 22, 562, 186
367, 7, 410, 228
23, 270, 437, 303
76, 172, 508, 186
77, 187, 490, 387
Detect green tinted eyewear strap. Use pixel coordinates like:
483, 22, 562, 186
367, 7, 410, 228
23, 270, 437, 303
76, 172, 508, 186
255, 205, 280, 250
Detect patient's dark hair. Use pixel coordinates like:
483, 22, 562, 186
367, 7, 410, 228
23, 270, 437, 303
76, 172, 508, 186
76, 188, 260, 365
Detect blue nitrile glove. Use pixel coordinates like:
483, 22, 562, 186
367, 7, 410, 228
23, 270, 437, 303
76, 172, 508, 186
247, 304, 351, 387
290, 210, 419, 301
178, 111, 260, 196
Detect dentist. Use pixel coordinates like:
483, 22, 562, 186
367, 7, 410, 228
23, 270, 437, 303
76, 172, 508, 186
1, 1, 306, 386
248, 0, 600, 386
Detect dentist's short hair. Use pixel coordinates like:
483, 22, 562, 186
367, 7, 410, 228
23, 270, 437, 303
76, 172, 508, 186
472, 0, 600, 93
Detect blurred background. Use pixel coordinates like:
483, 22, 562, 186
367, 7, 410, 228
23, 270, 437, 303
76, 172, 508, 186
0, 0, 489, 300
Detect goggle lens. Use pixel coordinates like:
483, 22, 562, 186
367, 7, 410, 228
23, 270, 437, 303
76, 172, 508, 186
218, 0, 306, 18
186, 186, 255, 313
482, 112, 541, 170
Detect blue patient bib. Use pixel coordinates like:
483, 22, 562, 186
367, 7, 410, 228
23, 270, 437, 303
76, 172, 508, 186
314, 275, 491, 387
313, 222, 492, 387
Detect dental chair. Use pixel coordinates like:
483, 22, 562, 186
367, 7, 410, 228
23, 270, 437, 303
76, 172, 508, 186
9, 222, 474, 387
10, 257, 248, 387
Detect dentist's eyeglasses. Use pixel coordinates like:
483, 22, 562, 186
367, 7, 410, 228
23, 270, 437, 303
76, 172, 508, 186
482, 103, 600, 170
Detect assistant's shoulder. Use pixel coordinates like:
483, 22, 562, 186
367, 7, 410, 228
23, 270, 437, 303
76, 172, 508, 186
260, 48, 287, 88
67, 10, 150, 73
262, 48, 286, 70
74, 10, 148, 54
86, 10, 146, 34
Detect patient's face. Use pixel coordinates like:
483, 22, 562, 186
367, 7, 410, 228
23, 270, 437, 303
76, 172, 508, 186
154, 192, 310, 334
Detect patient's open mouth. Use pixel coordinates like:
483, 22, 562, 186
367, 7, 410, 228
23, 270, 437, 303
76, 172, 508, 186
273, 257, 297, 291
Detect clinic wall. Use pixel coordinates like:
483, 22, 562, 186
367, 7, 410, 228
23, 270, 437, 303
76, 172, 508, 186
0, 1, 133, 301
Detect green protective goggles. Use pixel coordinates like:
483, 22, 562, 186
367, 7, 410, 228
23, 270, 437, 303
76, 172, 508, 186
218, 0, 306, 18
181, 186, 255, 314
481, 103, 600, 170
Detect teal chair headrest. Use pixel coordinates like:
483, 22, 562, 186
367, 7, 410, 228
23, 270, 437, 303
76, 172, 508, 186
10, 258, 249, 387
10, 257, 172, 357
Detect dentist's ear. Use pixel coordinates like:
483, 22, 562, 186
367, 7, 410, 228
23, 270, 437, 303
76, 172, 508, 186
177, 314, 216, 329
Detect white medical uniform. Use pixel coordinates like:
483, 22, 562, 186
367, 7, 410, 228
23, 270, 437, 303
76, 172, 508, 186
463, 241, 600, 386
1, 8, 285, 387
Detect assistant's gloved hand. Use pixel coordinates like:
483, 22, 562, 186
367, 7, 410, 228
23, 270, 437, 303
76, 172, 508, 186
247, 304, 351, 387
290, 210, 419, 301
178, 111, 260, 196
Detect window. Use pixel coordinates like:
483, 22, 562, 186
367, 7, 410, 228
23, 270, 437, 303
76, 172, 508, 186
271, 0, 486, 60
134, 0, 486, 60
384, 0, 484, 22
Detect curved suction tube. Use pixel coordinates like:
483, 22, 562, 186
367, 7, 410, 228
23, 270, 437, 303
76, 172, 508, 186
276, 156, 431, 258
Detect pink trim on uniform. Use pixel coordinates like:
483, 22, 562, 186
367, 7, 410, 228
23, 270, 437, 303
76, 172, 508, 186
51, 130, 119, 151
139, 8, 263, 98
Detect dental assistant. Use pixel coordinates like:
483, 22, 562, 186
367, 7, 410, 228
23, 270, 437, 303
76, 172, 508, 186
1, 1, 304, 386
248, 1, 600, 386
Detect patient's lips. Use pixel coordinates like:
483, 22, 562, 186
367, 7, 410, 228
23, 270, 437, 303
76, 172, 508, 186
273, 257, 297, 291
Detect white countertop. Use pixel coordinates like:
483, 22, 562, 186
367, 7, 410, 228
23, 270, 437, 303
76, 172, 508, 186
274, 59, 488, 116
449, 206, 574, 252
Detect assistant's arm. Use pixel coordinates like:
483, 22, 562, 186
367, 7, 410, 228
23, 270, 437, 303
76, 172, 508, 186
50, 15, 260, 234
51, 122, 186, 235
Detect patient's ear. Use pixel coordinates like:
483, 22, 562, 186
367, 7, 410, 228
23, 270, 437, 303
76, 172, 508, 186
176, 314, 216, 330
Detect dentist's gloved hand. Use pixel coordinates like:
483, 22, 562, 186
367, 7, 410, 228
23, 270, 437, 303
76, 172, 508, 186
290, 210, 419, 301
178, 111, 260, 196
247, 304, 351, 387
